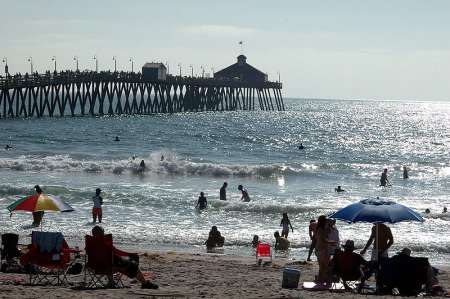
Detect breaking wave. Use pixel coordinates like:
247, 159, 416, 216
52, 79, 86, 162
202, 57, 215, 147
0, 153, 311, 178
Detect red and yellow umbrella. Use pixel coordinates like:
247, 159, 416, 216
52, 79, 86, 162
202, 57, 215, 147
7, 193, 74, 213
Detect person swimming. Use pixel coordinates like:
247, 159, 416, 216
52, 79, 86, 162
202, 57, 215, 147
238, 185, 250, 202
4, 144, 12, 150
195, 192, 207, 210
298, 143, 304, 150
443, 207, 448, 213
114, 136, 120, 141
335, 186, 345, 192
139, 160, 146, 169
425, 208, 431, 214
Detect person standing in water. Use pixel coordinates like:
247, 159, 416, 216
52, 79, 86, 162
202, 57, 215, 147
280, 213, 294, 238
196, 192, 207, 210
92, 188, 103, 223
403, 166, 409, 179
32, 185, 45, 226
380, 168, 390, 187
238, 185, 250, 202
219, 182, 227, 201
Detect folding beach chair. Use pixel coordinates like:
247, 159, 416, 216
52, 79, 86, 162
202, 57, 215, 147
20, 231, 77, 285
84, 234, 138, 288
256, 243, 272, 265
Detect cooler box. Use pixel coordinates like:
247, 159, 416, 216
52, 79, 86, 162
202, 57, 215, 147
282, 268, 301, 289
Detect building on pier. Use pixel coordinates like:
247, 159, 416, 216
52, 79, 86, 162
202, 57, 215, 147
142, 62, 167, 81
214, 55, 267, 83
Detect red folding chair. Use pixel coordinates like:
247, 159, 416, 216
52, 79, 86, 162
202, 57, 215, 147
256, 243, 272, 264
84, 234, 138, 288
20, 231, 77, 285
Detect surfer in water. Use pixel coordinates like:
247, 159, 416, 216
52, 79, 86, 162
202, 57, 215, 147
335, 185, 345, 192
380, 168, 390, 187
238, 185, 250, 202
196, 192, 207, 210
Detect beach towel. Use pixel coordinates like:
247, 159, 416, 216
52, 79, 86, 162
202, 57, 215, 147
31, 231, 64, 253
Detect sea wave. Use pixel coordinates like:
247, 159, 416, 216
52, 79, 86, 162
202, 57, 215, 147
0, 154, 310, 178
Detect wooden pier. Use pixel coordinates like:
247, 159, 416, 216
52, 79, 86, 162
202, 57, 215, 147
0, 71, 284, 118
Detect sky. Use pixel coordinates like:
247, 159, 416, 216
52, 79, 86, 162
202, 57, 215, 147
1, 0, 449, 100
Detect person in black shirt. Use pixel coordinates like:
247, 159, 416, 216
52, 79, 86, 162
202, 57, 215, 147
219, 182, 227, 201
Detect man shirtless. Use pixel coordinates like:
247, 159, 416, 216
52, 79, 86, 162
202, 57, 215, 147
360, 223, 393, 261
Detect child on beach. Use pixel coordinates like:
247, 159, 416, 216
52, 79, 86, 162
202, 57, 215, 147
238, 185, 250, 202
280, 213, 294, 238
92, 188, 103, 223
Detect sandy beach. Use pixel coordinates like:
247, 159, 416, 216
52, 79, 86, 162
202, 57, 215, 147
0, 251, 447, 299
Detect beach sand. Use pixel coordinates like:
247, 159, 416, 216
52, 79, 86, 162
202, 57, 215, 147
0, 251, 448, 298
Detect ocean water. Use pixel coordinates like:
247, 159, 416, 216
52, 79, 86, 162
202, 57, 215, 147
0, 98, 449, 265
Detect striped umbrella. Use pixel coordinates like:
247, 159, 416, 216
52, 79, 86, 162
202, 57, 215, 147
7, 193, 74, 213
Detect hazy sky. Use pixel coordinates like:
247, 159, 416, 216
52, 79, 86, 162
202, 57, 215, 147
1, 0, 449, 100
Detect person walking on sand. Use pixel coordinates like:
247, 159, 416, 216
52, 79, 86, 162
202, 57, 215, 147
280, 212, 294, 238
220, 182, 227, 201
238, 185, 250, 202
360, 223, 393, 262
195, 192, 207, 210
307, 219, 317, 261
32, 185, 45, 226
92, 188, 103, 223
380, 168, 390, 187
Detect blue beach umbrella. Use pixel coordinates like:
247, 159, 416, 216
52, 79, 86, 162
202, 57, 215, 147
329, 197, 424, 224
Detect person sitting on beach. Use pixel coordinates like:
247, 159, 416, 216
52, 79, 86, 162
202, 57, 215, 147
205, 226, 224, 249
252, 235, 260, 248
273, 231, 290, 250
307, 219, 317, 261
280, 213, 294, 238
220, 182, 227, 201
91, 226, 158, 289
335, 185, 345, 193
92, 188, 103, 223
380, 168, 390, 187
360, 223, 393, 261
32, 185, 45, 226
331, 240, 369, 292
238, 185, 250, 202
327, 219, 340, 256
195, 192, 207, 210
403, 166, 409, 179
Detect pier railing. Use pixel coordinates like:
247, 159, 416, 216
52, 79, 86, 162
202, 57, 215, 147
0, 71, 284, 118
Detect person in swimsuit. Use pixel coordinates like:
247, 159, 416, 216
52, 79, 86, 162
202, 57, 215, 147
238, 185, 250, 202
280, 213, 294, 238
196, 192, 207, 210
92, 188, 103, 223
380, 168, 390, 187
307, 219, 317, 261
219, 182, 227, 201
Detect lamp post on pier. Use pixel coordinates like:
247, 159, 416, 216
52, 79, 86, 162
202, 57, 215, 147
73, 56, 79, 71
93, 56, 98, 72
27, 57, 33, 74
129, 57, 134, 72
112, 56, 117, 72
2, 57, 8, 76
177, 63, 182, 77
51, 56, 57, 72
189, 64, 193, 77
